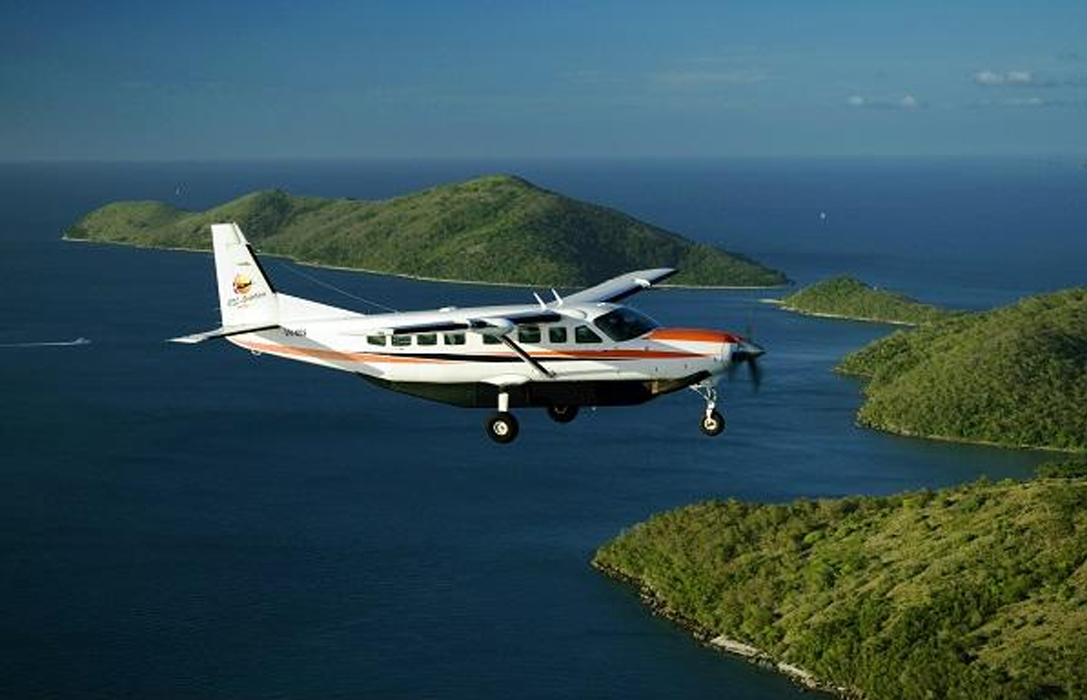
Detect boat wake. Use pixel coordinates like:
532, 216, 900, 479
0, 337, 91, 348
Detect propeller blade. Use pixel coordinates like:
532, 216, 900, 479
748, 357, 762, 391
729, 337, 764, 392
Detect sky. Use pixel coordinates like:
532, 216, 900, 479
2, 0, 1086, 159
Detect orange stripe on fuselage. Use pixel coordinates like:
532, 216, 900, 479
648, 327, 740, 344
233, 339, 446, 364
232, 339, 706, 364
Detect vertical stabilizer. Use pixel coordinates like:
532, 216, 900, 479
212, 223, 279, 328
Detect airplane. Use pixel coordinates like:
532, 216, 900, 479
170, 223, 765, 443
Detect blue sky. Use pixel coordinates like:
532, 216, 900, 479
2, 0, 1085, 159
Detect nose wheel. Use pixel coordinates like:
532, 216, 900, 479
700, 409, 725, 436
690, 381, 726, 438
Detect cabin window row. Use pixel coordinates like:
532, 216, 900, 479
363, 324, 603, 347
366, 333, 465, 347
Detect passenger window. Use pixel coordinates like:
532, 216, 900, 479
575, 325, 602, 344
483, 334, 502, 345
366, 334, 387, 346
444, 333, 466, 346
417, 333, 437, 346
517, 325, 541, 343
548, 326, 567, 343
391, 335, 412, 347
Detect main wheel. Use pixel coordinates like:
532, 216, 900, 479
486, 411, 520, 444
699, 409, 725, 437
546, 404, 579, 424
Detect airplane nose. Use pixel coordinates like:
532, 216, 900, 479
727, 339, 764, 389
731, 339, 764, 363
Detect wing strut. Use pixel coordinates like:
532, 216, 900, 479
499, 336, 554, 378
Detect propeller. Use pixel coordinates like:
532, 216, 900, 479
728, 325, 765, 391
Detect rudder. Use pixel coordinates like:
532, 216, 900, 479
213, 222, 279, 328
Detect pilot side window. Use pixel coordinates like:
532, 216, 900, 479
594, 307, 660, 342
391, 335, 412, 347
443, 333, 466, 346
575, 325, 602, 344
482, 334, 502, 345
548, 326, 567, 343
417, 333, 438, 346
517, 326, 541, 344
366, 334, 387, 346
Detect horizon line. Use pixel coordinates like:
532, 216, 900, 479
1, 152, 1084, 165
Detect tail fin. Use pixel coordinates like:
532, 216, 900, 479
212, 222, 279, 328
169, 223, 280, 344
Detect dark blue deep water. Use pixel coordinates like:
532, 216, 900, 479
1, 158, 1084, 699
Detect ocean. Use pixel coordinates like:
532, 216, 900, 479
1, 158, 1083, 699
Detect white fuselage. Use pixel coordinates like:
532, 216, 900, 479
226, 295, 741, 398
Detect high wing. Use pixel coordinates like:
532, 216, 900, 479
561, 268, 676, 305
371, 269, 675, 336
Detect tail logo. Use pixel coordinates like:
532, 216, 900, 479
233, 273, 253, 295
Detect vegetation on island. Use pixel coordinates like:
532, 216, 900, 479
63, 175, 787, 287
779, 276, 956, 325
838, 287, 1087, 452
594, 471, 1087, 700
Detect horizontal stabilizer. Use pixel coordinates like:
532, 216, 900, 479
169, 323, 279, 344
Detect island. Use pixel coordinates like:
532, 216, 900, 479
839, 287, 1087, 452
63, 175, 787, 288
774, 276, 955, 325
594, 466, 1087, 700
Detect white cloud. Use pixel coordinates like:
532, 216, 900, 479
966, 96, 1087, 109
973, 69, 1035, 86
1006, 70, 1034, 84
846, 94, 921, 110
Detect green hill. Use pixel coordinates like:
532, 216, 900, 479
779, 276, 955, 325
594, 473, 1087, 700
63, 175, 787, 287
838, 288, 1087, 452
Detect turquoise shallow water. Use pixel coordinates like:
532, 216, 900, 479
1, 158, 1080, 699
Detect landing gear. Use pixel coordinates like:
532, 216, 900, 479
700, 409, 725, 436
486, 412, 519, 444
485, 390, 520, 444
547, 404, 579, 424
690, 380, 726, 438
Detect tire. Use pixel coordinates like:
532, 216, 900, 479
486, 412, 520, 444
699, 409, 725, 437
546, 404, 579, 424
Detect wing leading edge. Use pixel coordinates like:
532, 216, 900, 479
562, 268, 676, 305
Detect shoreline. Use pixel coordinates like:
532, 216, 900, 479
849, 417, 1086, 455
61, 237, 790, 292
591, 560, 853, 699
759, 298, 920, 326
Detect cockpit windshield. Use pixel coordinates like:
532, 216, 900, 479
593, 307, 660, 342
